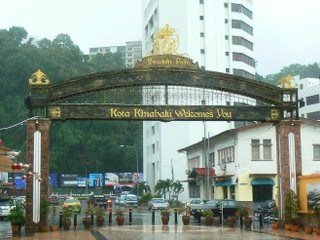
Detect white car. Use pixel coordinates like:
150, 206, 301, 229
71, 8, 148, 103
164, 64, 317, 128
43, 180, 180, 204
148, 198, 169, 211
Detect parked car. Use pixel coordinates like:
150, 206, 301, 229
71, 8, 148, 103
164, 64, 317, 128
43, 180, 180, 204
63, 197, 81, 213
148, 198, 169, 211
186, 199, 204, 209
125, 194, 138, 208
0, 198, 15, 220
90, 194, 111, 209
191, 199, 245, 219
115, 195, 126, 206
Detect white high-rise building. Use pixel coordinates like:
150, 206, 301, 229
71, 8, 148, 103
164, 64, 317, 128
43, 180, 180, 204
142, 0, 255, 200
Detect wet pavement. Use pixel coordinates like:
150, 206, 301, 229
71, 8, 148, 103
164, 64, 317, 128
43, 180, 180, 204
2, 223, 320, 240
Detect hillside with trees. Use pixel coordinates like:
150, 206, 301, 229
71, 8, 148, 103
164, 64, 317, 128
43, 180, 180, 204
0, 26, 141, 175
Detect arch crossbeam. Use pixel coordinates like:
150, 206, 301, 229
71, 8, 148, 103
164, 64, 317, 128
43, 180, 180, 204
25, 55, 298, 122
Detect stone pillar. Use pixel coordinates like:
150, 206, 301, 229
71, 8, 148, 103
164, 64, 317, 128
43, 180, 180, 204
276, 120, 301, 219
25, 119, 51, 234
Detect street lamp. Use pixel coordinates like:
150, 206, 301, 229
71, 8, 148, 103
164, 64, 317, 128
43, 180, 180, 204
120, 144, 139, 183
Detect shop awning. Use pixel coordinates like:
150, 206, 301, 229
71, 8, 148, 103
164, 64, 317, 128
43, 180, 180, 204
251, 178, 274, 186
215, 180, 233, 187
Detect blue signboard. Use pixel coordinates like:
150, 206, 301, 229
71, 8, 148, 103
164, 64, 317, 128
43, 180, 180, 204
49, 173, 58, 187
14, 173, 26, 189
89, 173, 103, 187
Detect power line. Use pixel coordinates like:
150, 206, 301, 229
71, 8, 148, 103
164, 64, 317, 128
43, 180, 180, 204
0, 116, 39, 132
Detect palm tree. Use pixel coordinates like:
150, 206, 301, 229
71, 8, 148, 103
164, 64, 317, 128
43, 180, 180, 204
154, 180, 168, 198
171, 180, 184, 202
136, 181, 151, 196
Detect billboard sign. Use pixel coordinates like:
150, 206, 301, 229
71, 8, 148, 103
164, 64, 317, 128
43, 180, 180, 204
89, 173, 103, 187
61, 174, 78, 187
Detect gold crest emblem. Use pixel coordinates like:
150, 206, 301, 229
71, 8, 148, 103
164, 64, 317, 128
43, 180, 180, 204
152, 24, 179, 55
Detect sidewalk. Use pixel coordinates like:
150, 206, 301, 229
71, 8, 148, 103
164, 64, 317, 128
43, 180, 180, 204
5, 225, 320, 240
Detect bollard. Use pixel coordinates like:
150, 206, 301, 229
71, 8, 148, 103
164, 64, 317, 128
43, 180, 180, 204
197, 211, 201, 224
239, 216, 243, 227
59, 211, 63, 229
109, 209, 112, 225
74, 213, 77, 229
259, 213, 263, 228
152, 209, 155, 225
174, 208, 178, 225
129, 208, 132, 225
91, 213, 94, 226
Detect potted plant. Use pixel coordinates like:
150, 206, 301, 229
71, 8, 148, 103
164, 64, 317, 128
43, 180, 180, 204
62, 206, 74, 231
49, 205, 59, 231
94, 206, 105, 227
202, 210, 214, 226
227, 216, 237, 227
160, 209, 171, 225
83, 207, 94, 230
8, 202, 25, 236
271, 206, 280, 230
181, 207, 191, 225
115, 208, 125, 225
285, 190, 299, 232
304, 213, 313, 234
39, 198, 49, 232
314, 203, 320, 235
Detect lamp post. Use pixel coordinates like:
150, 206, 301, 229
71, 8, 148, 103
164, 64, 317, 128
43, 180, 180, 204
120, 145, 139, 183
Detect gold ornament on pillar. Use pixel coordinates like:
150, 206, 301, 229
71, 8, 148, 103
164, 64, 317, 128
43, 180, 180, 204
29, 69, 50, 85
279, 75, 293, 88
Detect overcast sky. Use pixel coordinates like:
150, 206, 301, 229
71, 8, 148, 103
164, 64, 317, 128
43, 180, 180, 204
0, 0, 319, 76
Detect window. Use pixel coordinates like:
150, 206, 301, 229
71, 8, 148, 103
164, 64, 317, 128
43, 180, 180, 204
225, 35, 229, 40
225, 52, 229, 56
199, 0, 204, 4
200, 32, 205, 37
189, 184, 200, 198
225, 19, 228, 24
188, 156, 200, 170
233, 69, 255, 79
263, 139, 272, 159
232, 20, 253, 35
218, 146, 234, 164
231, 3, 253, 19
226, 68, 230, 73
209, 152, 215, 167
200, 15, 204, 20
252, 139, 272, 160
299, 84, 303, 90
224, 3, 228, 8
313, 145, 320, 160
306, 94, 319, 105
152, 144, 155, 154
251, 139, 260, 160
233, 53, 255, 67
299, 98, 305, 108
200, 49, 205, 54
232, 36, 253, 50
201, 66, 205, 70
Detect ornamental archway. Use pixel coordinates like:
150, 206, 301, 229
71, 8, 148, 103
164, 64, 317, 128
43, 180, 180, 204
24, 53, 298, 232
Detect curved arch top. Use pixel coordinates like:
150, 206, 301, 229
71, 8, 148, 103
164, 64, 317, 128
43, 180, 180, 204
26, 55, 298, 122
